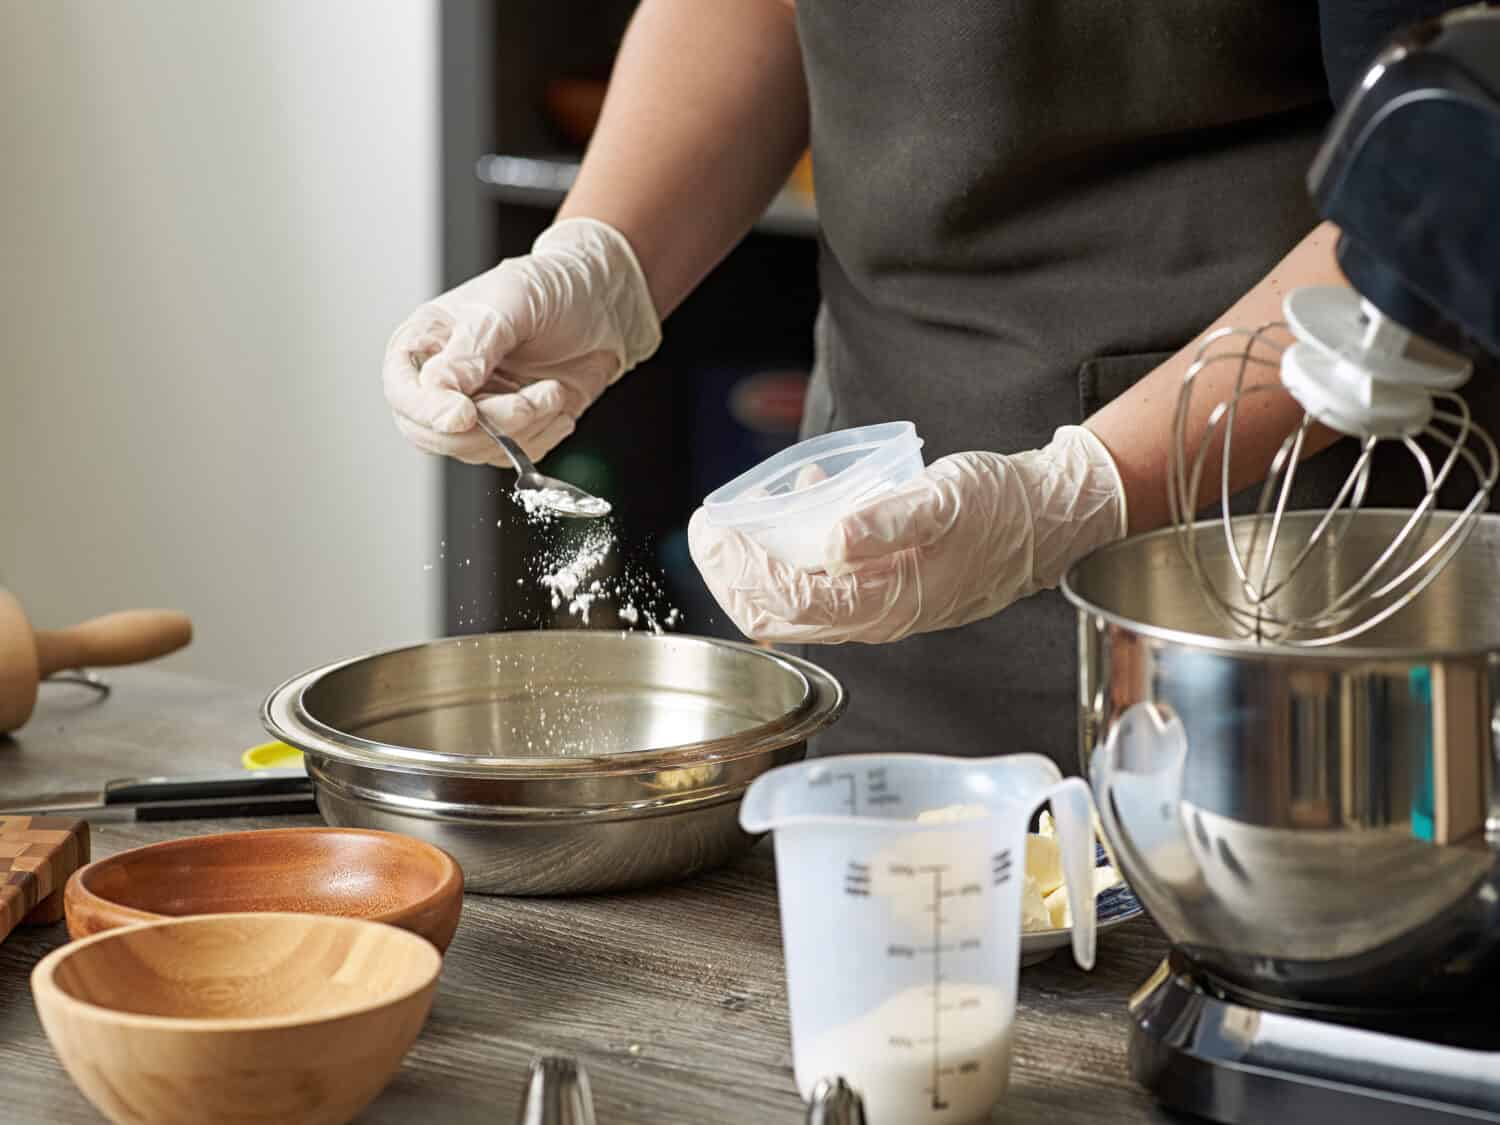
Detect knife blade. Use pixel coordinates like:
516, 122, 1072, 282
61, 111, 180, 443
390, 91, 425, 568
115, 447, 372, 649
0, 769, 317, 820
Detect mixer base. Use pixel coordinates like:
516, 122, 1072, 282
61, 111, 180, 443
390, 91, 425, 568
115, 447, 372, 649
1130, 953, 1500, 1124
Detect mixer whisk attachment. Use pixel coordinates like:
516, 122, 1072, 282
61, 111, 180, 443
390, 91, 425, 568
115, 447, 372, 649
1168, 287, 1499, 647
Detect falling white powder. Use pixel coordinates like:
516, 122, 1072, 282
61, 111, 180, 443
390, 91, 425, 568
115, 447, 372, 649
511, 492, 682, 634
537, 530, 614, 624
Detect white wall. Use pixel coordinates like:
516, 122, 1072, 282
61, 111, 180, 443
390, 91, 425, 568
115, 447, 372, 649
0, 2, 443, 693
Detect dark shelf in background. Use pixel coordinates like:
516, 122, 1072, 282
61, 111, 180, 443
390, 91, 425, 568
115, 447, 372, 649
476, 154, 820, 239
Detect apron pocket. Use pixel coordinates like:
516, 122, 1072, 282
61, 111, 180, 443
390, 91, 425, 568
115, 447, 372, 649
1077, 350, 1176, 419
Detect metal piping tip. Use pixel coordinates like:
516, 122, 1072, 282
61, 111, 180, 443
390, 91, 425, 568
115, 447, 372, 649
516, 1054, 597, 1125
806, 1077, 867, 1125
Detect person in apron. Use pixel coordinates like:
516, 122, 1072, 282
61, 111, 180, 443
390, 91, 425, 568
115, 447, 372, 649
383, 0, 1488, 771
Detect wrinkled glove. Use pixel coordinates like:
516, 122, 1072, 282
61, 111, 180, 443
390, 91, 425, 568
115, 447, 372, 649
688, 425, 1128, 643
383, 218, 661, 464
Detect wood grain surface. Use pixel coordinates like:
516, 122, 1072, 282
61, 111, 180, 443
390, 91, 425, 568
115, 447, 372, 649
0, 816, 89, 940
0, 667, 1186, 1124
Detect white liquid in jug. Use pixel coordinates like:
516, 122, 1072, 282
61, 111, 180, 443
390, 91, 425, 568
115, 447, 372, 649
797, 983, 1013, 1125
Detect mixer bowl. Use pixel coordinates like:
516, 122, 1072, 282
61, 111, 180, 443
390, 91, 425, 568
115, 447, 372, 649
263, 632, 844, 895
1063, 510, 1500, 1011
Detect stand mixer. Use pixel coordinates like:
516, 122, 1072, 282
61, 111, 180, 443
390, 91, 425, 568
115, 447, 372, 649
1169, 4, 1500, 647
1064, 6, 1500, 1123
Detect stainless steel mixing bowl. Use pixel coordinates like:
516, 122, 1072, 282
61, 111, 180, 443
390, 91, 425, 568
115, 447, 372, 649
263, 632, 845, 895
1063, 510, 1500, 1011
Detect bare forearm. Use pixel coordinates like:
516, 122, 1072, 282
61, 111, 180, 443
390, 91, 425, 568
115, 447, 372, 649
557, 0, 808, 317
1085, 223, 1347, 534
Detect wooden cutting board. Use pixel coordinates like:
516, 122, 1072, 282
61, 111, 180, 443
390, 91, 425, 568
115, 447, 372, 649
0, 816, 89, 939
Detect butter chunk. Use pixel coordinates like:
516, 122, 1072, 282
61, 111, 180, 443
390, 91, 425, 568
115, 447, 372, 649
1025, 833, 1064, 897
915, 803, 989, 824
1021, 874, 1051, 932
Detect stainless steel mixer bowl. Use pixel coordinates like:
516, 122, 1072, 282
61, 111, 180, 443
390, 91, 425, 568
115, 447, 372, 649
262, 631, 845, 895
1063, 510, 1500, 1011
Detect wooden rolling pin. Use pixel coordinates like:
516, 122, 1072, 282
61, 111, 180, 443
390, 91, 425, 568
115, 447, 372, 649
0, 591, 192, 733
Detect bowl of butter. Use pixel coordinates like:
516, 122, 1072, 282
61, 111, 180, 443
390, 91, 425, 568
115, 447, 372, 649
911, 801, 1143, 965
1019, 810, 1141, 965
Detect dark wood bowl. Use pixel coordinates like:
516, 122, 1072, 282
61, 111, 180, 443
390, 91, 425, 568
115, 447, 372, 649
64, 828, 462, 951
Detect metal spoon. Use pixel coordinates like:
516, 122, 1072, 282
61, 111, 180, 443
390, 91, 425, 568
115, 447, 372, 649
472, 415, 611, 519
409, 354, 610, 519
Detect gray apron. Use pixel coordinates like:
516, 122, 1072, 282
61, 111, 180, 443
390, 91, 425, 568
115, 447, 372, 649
792, 0, 1500, 767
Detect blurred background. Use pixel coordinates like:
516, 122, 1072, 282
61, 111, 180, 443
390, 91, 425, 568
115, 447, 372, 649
0, 1, 819, 693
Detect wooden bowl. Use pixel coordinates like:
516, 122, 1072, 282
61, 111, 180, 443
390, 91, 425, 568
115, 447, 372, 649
32, 912, 441, 1125
65, 828, 462, 951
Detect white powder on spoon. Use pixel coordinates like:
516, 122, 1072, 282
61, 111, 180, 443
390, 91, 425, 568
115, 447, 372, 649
514, 486, 611, 519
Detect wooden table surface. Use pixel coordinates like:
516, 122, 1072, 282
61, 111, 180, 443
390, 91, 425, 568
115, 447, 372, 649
0, 667, 1188, 1124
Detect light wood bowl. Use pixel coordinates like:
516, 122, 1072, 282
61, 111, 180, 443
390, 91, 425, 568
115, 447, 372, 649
32, 912, 441, 1125
64, 827, 463, 951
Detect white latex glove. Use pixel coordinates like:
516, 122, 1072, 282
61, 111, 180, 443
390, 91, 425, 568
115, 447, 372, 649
383, 218, 661, 464
688, 425, 1128, 643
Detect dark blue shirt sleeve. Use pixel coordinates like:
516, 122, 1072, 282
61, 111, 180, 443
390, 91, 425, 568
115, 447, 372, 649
1320, 0, 1460, 104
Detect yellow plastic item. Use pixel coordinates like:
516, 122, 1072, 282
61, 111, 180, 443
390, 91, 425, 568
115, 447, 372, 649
241, 741, 305, 771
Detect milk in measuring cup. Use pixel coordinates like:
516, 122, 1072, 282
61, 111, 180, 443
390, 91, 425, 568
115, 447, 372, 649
804, 814, 1008, 1120
799, 983, 1012, 1124
741, 753, 1098, 1125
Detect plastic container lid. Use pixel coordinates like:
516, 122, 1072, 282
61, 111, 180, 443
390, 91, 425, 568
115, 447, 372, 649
703, 422, 924, 570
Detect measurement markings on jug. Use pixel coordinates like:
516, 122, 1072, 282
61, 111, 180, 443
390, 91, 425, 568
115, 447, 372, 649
864, 766, 901, 808
930, 865, 950, 1111
810, 770, 859, 814
991, 849, 1012, 887
844, 860, 870, 897
873, 857, 995, 1112
809, 766, 902, 814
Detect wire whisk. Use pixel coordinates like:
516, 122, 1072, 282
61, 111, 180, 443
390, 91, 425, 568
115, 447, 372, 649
1167, 290, 1499, 647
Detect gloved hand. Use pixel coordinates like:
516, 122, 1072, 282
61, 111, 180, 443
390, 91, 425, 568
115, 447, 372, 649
383, 218, 661, 464
688, 425, 1128, 643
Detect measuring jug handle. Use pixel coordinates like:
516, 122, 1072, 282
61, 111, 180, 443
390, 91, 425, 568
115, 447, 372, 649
1042, 776, 1098, 971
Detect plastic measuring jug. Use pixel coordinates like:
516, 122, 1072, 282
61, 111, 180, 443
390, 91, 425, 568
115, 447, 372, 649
741, 753, 1098, 1125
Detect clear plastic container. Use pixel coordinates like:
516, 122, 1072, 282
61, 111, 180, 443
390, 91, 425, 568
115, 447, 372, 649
740, 754, 1097, 1125
702, 422, 925, 571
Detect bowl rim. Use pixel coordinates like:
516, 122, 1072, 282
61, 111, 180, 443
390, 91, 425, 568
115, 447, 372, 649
65, 827, 463, 930
262, 632, 847, 779
1062, 509, 1500, 660
32, 911, 442, 1033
